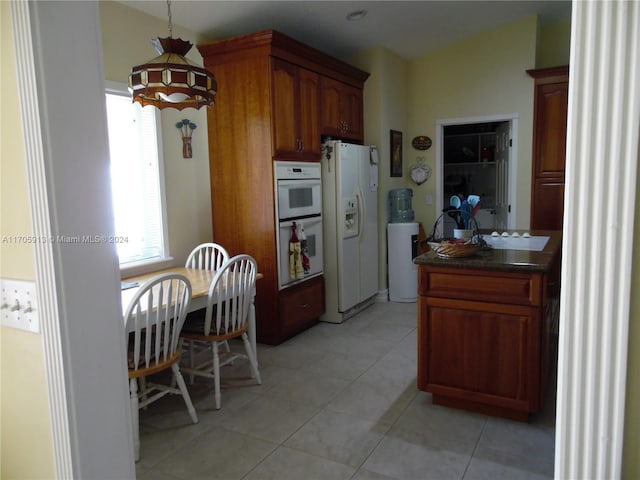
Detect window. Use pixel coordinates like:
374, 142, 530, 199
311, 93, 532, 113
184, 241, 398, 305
104, 82, 169, 266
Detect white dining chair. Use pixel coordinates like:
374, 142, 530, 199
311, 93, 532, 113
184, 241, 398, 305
185, 242, 229, 270
180, 254, 262, 410
184, 242, 231, 382
124, 273, 198, 461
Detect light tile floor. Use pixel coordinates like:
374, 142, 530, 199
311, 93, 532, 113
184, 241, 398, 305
136, 301, 556, 480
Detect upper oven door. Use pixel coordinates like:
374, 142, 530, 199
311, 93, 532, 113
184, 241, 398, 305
277, 179, 322, 220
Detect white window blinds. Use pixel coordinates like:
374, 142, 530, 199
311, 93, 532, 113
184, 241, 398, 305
105, 88, 167, 265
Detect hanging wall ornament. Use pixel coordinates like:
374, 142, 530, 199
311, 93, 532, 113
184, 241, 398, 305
410, 157, 431, 185
411, 135, 432, 151
176, 119, 197, 158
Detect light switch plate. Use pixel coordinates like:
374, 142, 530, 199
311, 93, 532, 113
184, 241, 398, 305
1, 278, 40, 333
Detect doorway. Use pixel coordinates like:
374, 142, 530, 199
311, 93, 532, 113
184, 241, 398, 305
436, 114, 518, 234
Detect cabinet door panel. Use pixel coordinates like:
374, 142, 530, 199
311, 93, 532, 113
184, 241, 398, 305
420, 297, 540, 411
272, 59, 299, 156
342, 85, 363, 140
531, 178, 565, 231
319, 77, 342, 137
320, 76, 364, 142
298, 68, 321, 157
533, 82, 568, 177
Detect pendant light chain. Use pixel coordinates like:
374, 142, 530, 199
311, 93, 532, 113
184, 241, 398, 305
166, 0, 173, 38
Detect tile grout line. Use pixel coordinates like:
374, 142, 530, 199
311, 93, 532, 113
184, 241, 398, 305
240, 307, 418, 480
461, 416, 489, 479
345, 376, 419, 480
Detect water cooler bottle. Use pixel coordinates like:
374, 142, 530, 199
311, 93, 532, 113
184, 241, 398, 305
387, 189, 418, 302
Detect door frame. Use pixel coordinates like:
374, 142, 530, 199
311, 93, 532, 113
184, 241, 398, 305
435, 113, 518, 230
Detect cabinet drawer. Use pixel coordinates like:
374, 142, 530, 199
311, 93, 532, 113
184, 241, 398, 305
419, 267, 543, 306
279, 276, 325, 332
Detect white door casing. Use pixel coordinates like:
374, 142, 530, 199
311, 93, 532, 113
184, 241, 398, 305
436, 113, 517, 232
494, 121, 511, 230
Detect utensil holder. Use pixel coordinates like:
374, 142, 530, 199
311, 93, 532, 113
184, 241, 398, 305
453, 229, 474, 240
428, 211, 486, 247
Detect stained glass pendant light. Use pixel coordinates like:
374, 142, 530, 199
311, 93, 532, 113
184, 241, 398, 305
128, 0, 216, 110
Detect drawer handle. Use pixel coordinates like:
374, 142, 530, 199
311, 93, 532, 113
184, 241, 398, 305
299, 303, 309, 308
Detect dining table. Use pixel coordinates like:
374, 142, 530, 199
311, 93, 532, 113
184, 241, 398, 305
121, 266, 262, 364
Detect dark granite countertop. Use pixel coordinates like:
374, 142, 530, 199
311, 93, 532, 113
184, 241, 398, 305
414, 230, 562, 273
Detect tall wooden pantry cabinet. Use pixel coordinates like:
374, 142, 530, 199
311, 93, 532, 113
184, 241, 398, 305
527, 65, 569, 232
198, 30, 369, 345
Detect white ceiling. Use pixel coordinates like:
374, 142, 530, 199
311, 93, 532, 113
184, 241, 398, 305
119, 0, 572, 61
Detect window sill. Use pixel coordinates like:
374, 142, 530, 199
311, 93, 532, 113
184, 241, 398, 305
120, 257, 175, 279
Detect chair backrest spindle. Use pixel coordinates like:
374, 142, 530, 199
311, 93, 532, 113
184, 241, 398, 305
203, 255, 257, 337
185, 242, 229, 271
124, 274, 192, 372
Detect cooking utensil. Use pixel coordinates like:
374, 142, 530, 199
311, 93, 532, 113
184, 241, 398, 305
460, 200, 472, 229
467, 194, 480, 208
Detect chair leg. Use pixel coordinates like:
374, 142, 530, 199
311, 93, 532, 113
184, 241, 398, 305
188, 339, 195, 385
139, 377, 148, 410
171, 363, 198, 424
129, 377, 140, 462
213, 342, 221, 410
241, 332, 262, 385
223, 340, 233, 365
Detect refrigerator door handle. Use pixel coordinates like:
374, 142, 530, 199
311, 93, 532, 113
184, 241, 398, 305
356, 187, 364, 240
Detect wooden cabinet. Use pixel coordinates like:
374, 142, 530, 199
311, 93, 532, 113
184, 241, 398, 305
272, 59, 321, 160
528, 66, 569, 230
417, 265, 551, 421
320, 76, 364, 141
198, 30, 368, 344
279, 275, 325, 333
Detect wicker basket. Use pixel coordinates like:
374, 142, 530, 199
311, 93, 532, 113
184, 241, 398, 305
428, 241, 481, 258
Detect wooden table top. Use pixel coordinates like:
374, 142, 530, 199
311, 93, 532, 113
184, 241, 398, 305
122, 267, 263, 306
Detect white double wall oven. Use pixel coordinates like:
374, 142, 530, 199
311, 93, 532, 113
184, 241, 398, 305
274, 161, 323, 289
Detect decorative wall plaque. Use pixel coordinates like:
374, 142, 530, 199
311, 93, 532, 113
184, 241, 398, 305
411, 135, 432, 151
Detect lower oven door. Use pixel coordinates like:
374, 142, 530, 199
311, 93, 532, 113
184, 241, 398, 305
277, 216, 323, 289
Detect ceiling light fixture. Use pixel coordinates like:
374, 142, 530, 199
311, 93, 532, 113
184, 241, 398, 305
346, 9, 367, 21
128, 0, 217, 110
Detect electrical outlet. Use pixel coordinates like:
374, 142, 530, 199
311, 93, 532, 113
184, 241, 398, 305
1, 278, 39, 333
425, 194, 433, 205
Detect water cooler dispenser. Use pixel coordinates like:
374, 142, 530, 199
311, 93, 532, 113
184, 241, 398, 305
387, 189, 418, 302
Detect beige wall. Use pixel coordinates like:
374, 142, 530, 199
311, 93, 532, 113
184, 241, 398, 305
407, 14, 538, 230
0, 3, 56, 478
99, 1, 214, 269
351, 15, 564, 287
537, 19, 572, 68
624, 166, 640, 479
351, 46, 409, 291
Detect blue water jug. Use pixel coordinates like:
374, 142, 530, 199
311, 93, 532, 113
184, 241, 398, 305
388, 188, 414, 223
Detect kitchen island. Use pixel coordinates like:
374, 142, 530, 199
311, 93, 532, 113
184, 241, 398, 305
414, 230, 561, 421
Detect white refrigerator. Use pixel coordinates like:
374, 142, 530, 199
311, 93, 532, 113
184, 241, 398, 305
321, 141, 379, 323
